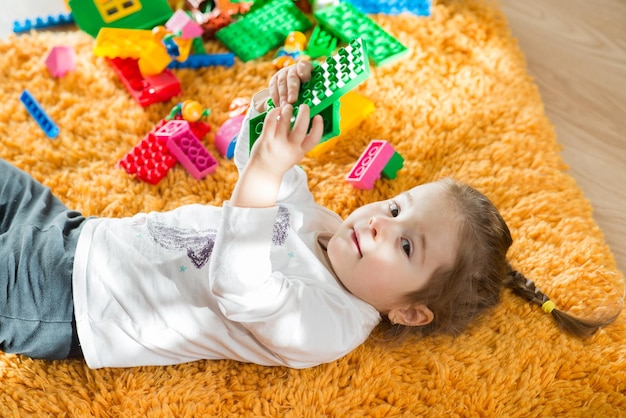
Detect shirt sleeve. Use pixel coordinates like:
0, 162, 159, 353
233, 89, 316, 207
208, 203, 380, 368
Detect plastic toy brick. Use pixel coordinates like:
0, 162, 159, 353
190, 37, 206, 55
19, 90, 59, 139
314, 2, 408, 67
381, 151, 404, 179
167, 53, 235, 69
13, 13, 74, 33
166, 116, 211, 141
249, 37, 370, 151
94, 27, 193, 75
308, 91, 374, 157
316, 101, 341, 142
107, 57, 181, 107
155, 120, 218, 180
138, 37, 193, 75
118, 131, 178, 185
68, 0, 173, 38
93, 0, 142, 23
45, 46, 76, 78
94, 27, 157, 59
215, 0, 312, 62
305, 25, 338, 59
346, 140, 401, 189
348, 0, 431, 16
215, 115, 245, 159
165, 10, 204, 39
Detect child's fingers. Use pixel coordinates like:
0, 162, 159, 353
275, 104, 294, 138
269, 68, 288, 107
269, 63, 312, 107
260, 107, 281, 139
295, 61, 313, 82
290, 104, 311, 139
285, 63, 311, 105
303, 114, 324, 152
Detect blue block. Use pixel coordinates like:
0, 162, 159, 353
348, 0, 431, 16
13, 13, 74, 33
19, 90, 59, 139
167, 53, 236, 69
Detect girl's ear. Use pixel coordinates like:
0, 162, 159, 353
391, 304, 434, 327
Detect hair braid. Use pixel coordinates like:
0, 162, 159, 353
505, 264, 615, 337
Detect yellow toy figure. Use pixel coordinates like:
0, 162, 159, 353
273, 31, 308, 70
167, 100, 210, 122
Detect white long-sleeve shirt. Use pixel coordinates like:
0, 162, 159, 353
72, 91, 381, 369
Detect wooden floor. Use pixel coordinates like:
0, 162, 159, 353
499, 0, 626, 274
1, 0, 624, 273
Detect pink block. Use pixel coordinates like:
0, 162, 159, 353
155, 120, 218, 180
346, 140, 395, 189
45, 46, 76, 77
165, 10, 204, 39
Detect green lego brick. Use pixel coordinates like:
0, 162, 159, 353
381, 151, 405, 179
305, 25, 338, 59
317, 101, 341, 143
68, 0, 173, 38
216, 0, 312, 62
249, 37, 370, 152
313, 2, 409, 67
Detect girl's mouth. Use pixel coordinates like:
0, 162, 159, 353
352, 229, 362, 257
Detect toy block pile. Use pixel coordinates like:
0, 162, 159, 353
14, 0, 432, 187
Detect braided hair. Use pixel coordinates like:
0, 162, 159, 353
504, 266, 615, 337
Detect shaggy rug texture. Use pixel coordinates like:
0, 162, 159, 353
1, 1, 624, 416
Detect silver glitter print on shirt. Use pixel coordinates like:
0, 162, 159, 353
146, 206, 290, 269
272, 206, 290, 245
147, 219, 217, 269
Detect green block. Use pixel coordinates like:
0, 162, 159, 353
305, 25, 338, 59
314, 2, 409, 66
68, 0, 173, 38
216, 0, 312, 62
381, 152, 404, 179
249, 37, 370, 152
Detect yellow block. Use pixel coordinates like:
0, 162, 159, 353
94, 27, 154, 59
308, 91, 375, 157
94, 27, 193, 75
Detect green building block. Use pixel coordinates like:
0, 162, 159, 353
216, 0, 312, 62
68, 0, 173, 38
249, 37, 370, 151
313, 2, 409, 67
305, 25, 338, 59
381, 151, 404, 179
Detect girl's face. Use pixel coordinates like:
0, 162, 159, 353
326, 181, 461, 324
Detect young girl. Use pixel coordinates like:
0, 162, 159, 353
0, 62, 614, 369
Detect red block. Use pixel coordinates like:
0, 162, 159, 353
118, 133, 177, 185
107, 57, 181, 107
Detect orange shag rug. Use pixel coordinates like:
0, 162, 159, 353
1, 1, 624, 416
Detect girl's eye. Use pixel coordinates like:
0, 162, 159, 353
401, 238, 411, 256
389, 201, 400, 217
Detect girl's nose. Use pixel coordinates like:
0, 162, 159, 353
369, 216, 387, 239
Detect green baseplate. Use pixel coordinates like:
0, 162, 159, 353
249, 37, 370, 152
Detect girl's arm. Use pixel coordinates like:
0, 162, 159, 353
230, 61, 321, 209
230, 104, 322, 208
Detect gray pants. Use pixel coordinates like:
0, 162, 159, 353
0, 160, 87, 359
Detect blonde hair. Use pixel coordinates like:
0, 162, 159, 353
385, 178, 616, 339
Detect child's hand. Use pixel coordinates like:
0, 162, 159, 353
250, 103, 323, 178
269, 61, 313, 108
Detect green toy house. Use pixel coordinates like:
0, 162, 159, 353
68, 0, 174, 37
